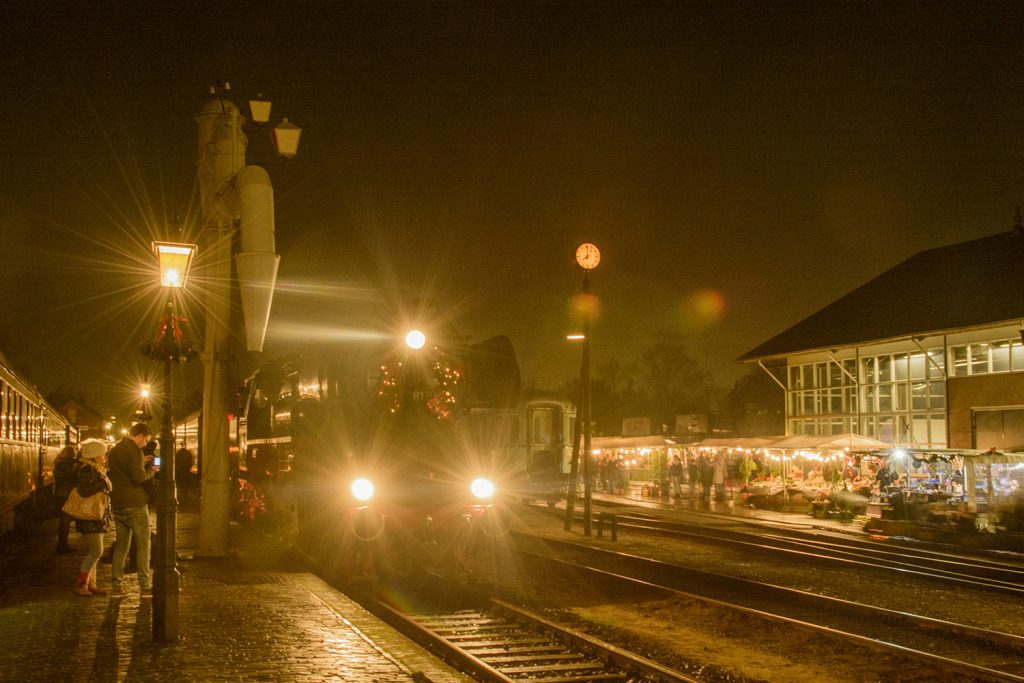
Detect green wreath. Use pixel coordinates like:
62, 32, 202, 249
376, 347, 462, 419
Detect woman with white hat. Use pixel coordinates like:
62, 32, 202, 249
71, 439, 112, 596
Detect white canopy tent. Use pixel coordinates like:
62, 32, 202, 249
590, 435, 677, 450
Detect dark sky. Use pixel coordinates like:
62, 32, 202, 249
2, 2, 1024, 417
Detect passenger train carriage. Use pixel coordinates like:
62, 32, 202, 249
0, 351, 78, 535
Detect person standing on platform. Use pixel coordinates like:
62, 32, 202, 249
53, 444, 78, 554
713, 454, 726, 502
668, 455, 684, 498
107, 422, 156, 598
175, 446, 195, 507
72, 439, 112, 596
699, 454, 714, 503
687, 456, 699, 500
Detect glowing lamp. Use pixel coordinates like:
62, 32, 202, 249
405, 329, 426, 350
470, 477, 495, 500
153, 241, 197, 289
351, 478, 375, 502
248, 95, 272, 124
272, 118, 302, 158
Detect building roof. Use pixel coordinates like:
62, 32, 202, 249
739, 228, 1024, 362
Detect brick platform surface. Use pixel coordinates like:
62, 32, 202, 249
0, 510, 471, 682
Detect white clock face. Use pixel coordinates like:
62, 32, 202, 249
575, 242, 600, 270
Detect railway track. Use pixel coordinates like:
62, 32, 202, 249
507, 532, 1024, 682
352, 585, 697, 682
551, 504, 1024, 595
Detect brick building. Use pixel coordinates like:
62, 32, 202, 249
58, 399, 106, 440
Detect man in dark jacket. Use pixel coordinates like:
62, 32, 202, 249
107, 422, 155, 597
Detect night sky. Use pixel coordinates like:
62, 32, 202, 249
2, 2, 1024, 417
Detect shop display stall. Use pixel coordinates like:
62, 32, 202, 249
860, 447, 1024, 540
684, 434, 887, 514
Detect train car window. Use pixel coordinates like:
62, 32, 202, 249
530, 408, 557, 445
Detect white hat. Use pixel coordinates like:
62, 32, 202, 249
79, 439, 107, 461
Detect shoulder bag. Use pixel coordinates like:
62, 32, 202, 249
62, 488, 108, 521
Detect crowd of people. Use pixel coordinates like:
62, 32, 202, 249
594, 452, 731, 503
51, 423, 197, 598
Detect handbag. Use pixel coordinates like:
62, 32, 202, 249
62, 487, 108, 521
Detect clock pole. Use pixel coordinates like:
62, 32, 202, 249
566, 242, 599, 536
581, 269, 593, 536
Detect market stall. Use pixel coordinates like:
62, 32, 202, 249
865, 447, 1024, 525
684, 437, 784, 500
721, 433, 888, 512
589, 435, 680, 495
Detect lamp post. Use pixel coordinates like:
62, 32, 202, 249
194, 84, 299, 556
570, 243, 600, 536
144, 240, 198, 642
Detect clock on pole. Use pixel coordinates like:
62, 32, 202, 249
575, 242, 600, 270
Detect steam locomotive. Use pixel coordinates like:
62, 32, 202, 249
237, 322, 535, 578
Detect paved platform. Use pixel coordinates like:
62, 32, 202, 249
0, 511, 472, 682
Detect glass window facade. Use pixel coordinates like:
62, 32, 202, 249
950, 339, 1024, 377
787, 359, 857, 436
787, 347, 947, 447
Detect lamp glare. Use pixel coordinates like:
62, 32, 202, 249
405, 330, 426, 350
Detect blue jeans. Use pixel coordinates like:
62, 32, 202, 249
112, 505, 152, 590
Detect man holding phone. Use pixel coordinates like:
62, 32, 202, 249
108, 422, 156, 597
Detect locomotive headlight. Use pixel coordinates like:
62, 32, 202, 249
404, 329, 426, 350
351, 478, 375, 502
470, 477, 495, 500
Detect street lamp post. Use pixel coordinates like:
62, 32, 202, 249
144, 240, 198, 642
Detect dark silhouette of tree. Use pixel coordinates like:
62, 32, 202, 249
640, 331, 719, 428
726, 366, 785, 436
566, 332, 722, 436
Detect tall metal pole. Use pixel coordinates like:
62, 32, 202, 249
563, 355, 585, 531
581, 272, 593, 536
153, 313, 179, 641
